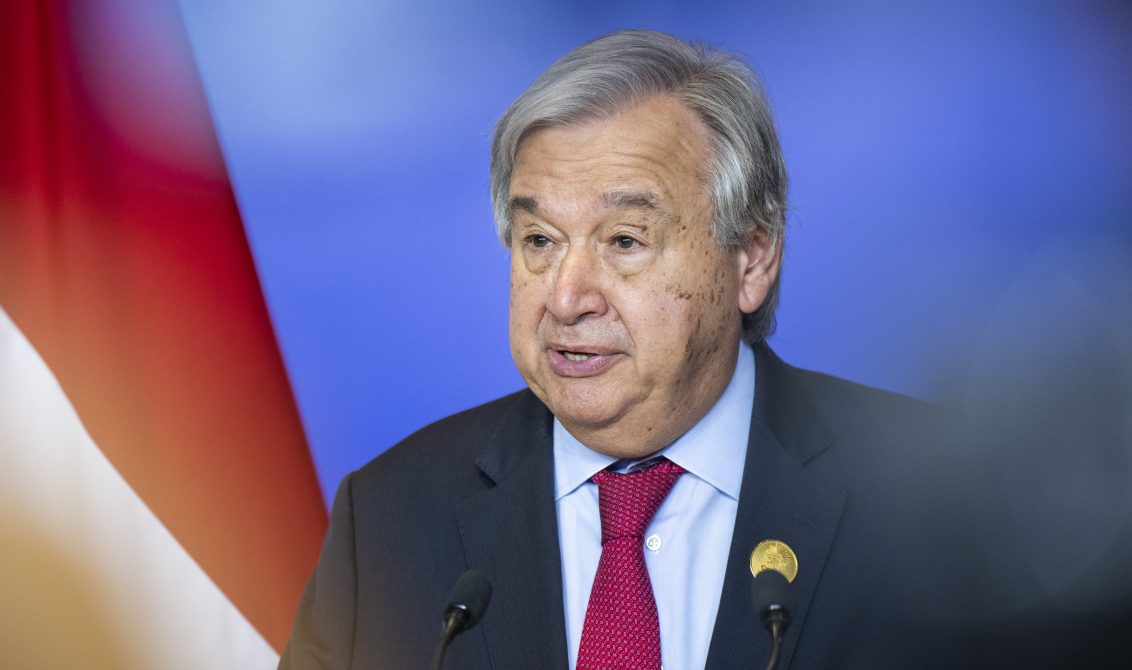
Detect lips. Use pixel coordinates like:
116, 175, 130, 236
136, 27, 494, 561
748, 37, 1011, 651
547, 347, 621, 377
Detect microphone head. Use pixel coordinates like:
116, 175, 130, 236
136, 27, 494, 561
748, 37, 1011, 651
751, 568, 795, 631
444, 570, 493, 630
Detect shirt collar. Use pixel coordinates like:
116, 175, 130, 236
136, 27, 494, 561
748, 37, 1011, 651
553, 342, 755, 501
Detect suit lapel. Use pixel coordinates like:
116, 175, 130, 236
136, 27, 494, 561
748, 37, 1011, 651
705, 346, 848, 669
455, 392, 569, 670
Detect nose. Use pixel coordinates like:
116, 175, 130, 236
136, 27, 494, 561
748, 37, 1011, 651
547, 244, 608, 325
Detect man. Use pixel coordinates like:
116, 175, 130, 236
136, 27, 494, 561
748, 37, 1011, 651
281, 29, 945, 669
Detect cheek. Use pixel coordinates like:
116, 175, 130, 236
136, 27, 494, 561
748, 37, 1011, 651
617, 281, 694, 356
509, 258, 530, 308
654, 264, 736, 355
656, 260, 728, 312
508, 289, 535, 369
508, 269, 544, 338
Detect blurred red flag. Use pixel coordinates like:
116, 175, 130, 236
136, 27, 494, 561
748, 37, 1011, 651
0, 0, 326, 657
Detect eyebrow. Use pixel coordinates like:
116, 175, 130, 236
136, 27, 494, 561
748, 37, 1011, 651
599, 190, 660, 210
509, 196, 539, 216
508, 190, 662, 218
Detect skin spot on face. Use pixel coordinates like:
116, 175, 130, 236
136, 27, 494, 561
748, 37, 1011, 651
664, 283, 694, 300
683, 317, 701, 358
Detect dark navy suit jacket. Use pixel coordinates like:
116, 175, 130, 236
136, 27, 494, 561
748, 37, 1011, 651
280, 345, 957, 669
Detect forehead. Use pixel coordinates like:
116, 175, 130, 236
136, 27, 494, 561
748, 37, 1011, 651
509, 96, 713, 213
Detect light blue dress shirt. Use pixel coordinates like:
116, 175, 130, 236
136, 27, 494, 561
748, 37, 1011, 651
554, 343, 755, 670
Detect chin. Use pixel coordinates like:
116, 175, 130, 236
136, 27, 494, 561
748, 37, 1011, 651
543, 387, 628, 430
547, 396, 620, 427
525, 368, 640, 429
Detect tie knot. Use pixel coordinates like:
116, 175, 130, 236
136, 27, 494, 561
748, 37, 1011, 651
592, 459, 684, 543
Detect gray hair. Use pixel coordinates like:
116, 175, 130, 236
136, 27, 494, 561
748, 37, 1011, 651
490, 29, 788, 343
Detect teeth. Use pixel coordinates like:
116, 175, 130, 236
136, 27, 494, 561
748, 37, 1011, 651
563, 351, 592, 361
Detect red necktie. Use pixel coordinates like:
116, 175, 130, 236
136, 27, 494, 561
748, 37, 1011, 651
576, 459, 685, 670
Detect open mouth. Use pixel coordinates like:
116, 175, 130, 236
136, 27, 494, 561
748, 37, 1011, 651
549, 348, 617, 376
561, 351, 594, 362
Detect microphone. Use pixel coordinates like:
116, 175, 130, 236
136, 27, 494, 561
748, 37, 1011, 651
751, 568, 793, 670
750, 543, 797, 670
432, 569, 493, 670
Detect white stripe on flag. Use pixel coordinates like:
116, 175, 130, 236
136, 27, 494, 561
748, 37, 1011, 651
0, 306, 280, 670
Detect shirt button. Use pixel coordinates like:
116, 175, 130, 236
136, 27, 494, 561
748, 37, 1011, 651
646, 534, 662, 553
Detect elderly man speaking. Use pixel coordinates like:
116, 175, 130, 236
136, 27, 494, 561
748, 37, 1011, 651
281, 29, 941, 670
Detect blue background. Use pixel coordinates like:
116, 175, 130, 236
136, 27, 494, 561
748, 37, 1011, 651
178, 0, 1132, 506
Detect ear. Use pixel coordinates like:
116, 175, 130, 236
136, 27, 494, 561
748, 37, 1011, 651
736, 229, 782, 314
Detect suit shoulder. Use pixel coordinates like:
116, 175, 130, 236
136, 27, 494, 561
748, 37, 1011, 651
349, 388, 536, 490
790, 364, 935, 419
758, 347, 942, 450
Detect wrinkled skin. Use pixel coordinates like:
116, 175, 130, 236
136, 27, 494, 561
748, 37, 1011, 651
508, 96, 780, 458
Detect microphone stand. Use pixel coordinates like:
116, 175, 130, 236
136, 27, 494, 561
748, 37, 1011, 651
762, 608, 788, 670
431, 608, 469, 670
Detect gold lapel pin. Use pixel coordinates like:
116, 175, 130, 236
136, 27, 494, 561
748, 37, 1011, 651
749, 539, 798, 583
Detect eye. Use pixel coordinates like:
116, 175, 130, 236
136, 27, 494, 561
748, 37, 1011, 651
525, 234, 551, 248
613, 235, 639, 250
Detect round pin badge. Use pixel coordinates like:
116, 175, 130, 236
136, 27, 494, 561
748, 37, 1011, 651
749, 539, 799, 583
